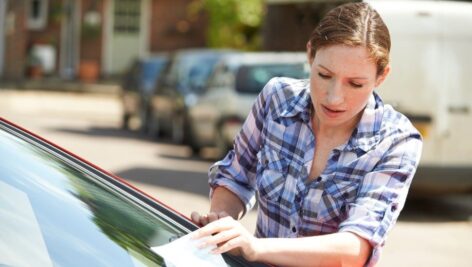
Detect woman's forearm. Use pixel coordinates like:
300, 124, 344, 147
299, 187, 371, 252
254, 232, 371, 267
210, 186, 245, 220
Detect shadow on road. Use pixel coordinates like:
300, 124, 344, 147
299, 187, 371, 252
51, 126, 143, 139
116, 167, 211, 197
399, 195, 472, 222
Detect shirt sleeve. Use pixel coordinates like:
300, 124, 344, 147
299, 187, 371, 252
338, 130, 423, 267
208, 77, 279, 214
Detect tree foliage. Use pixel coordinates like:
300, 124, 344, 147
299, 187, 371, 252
188, 0, 265, 50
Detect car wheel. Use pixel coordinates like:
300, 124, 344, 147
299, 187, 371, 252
139, 107, 149, 134
147, 112, 160, 139
121, 113, 130, 130
171, 114, 185, 144
215, 126, 231, 159
184, 119, 201, 155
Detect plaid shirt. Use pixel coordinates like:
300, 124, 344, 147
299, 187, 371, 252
209, 77, 422, 266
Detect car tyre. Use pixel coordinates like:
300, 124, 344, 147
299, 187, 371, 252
171, 114, 185, 144
121, 113, 130, 130
147, 112, 161, 139
215, 126, 231, 159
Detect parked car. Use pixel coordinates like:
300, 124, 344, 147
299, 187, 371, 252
147, 49, 236, 143
0, 117, 267, 267
121, 54, 169, 131
187, 52, 309, 156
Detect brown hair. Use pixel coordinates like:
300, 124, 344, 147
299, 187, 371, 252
308, 2, 391, 76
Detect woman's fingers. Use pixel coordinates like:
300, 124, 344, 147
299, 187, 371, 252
190, 211, 201, 225
193, 216, 235, 239
190, 211, 231, 227
207, 212, 219, 223
199, 228, 240, 248
212, 236, 244, 254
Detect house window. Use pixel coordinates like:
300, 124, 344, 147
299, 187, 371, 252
28, 0, 49, 30
113, 0, 141, 34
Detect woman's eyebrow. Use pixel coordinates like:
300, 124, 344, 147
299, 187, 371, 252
318, 64, 368, 80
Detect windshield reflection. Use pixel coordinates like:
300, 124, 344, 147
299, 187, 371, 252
0, 130, 181, 266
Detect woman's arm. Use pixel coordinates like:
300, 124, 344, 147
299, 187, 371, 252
210, 186, 245, 219
191, 186, 245, 226
254, 232, 371, 267
193, 216, 371, 267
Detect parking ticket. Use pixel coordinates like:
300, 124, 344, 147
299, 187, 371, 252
151, 233, 227, 267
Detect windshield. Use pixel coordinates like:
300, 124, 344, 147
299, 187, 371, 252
235, 63, 308, 94
0, 123, 256, 267
177, 53, 221, 93
141, 59, 168, 92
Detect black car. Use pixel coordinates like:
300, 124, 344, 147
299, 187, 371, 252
121, 54, 169, 132
147, 49, 235, 144
0, 117, 267, 267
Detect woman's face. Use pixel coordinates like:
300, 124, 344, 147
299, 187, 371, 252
309, 44, 388, 130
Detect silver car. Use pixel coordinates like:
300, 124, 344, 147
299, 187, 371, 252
187, 52, 309, 157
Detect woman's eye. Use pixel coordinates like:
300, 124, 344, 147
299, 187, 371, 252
350, 82, 363, 88
318, 73, 330, 79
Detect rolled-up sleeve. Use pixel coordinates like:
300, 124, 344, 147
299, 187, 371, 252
208, 78, 279, 214
339, 130, 423, 266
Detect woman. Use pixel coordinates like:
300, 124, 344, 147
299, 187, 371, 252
191, 2, 422, 266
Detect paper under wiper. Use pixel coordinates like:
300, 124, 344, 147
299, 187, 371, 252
151, 233, 227, 267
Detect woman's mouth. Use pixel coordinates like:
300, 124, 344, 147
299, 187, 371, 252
321, 105, 345, 118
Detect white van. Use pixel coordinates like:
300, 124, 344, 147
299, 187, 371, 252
366, 0, 472, 194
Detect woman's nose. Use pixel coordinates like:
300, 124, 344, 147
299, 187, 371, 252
326, 82, 344, 105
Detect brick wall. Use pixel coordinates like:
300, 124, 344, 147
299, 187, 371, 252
80, 0, 104, 65
262, 2, 344, 51
149, 0, 207, 52
3, 1, 28, 80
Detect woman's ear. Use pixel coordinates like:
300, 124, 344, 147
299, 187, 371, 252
375, 64, 391, 87
306, 41, 314, 65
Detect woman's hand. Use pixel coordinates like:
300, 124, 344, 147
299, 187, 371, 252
190, 211, 229, 227
191, 216, 261, 262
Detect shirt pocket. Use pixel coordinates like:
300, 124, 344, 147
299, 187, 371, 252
301, 177, 359, 225
256, 146, 289, 203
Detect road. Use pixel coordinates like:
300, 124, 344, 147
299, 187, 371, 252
1, 89, 471, 267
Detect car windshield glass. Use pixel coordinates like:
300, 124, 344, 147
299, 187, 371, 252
177, 54, 220, 93
0, 125, 254, 267
142, 59, 167, 91
235, 63, 308, 94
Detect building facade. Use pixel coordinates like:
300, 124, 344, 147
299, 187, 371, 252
0, 0, 207, 82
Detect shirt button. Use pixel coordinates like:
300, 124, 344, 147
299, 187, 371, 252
342, 192, 349, 199
316, 177, 322, 182
291, 226, 297, 233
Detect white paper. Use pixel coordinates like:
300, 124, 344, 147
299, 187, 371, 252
151, 233, 227, 267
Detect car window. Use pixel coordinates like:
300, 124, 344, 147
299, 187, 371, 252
0, 124, 262, 267
177, 53, 221, 94
141, 59, 168, 93
235, 63, 309, 94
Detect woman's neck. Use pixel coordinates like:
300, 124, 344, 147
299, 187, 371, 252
312, 112, 361, 141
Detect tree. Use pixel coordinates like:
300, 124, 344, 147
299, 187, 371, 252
188, 0, 264, 50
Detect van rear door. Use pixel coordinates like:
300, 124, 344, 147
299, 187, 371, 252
437, 1, 472, 165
